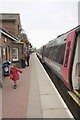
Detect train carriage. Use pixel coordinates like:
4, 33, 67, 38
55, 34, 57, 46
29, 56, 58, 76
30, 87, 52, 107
37, 25, 80, 106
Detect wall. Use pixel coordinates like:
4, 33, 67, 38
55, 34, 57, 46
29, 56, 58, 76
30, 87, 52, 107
0, 14, 21, 39
2, 33, 24, 68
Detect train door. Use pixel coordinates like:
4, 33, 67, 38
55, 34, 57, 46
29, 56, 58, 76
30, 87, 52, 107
72, 33, 80, 90
62, 31, 75, 89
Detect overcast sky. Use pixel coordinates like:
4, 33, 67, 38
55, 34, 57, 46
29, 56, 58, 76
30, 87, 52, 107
0, 0, 80, 48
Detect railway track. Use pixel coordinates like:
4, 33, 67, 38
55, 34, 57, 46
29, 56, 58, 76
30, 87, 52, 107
38, 56, 80, 120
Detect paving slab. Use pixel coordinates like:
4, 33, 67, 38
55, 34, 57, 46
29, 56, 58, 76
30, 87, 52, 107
39, 85, 57, 95
27, 108, 42, 118
40, 94, 65, 109
42, 109, 71, 118
26, 54, 42, 118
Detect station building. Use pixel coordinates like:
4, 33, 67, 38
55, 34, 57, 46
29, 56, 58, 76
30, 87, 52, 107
0, 13, 22, 40
0, 13, 27, 70
0, 28, 24, 68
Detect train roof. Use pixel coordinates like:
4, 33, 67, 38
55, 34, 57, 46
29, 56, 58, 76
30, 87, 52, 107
45, 25, 80, 48
46, 34, 67, 48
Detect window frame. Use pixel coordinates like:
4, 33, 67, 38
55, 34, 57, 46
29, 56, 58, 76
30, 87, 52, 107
64, 42, 71, 67
12, 48, 19, 61
55, 43, 66, 65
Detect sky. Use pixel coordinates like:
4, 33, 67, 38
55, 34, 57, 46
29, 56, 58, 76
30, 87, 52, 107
0, 0, 80, 48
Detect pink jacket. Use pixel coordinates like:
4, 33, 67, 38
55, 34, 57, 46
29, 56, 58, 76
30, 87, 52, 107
10, 67, 22, 80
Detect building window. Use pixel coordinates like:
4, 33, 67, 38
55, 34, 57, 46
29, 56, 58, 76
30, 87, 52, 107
3, 48, 6, 56
12, 48, 18, 61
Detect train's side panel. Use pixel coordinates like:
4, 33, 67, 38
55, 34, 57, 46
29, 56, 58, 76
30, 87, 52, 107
37, 52, 63, 81
37, 26, 80, 91
44, 57, 63, 80
62, 31, 75, 89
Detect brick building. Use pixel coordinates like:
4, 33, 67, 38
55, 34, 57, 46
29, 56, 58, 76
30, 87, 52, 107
0, 13, 26, 69
0, 28, 24, 68
0, 13, 22, 40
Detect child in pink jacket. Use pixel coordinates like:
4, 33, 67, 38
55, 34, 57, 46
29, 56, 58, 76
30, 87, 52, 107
10, 64, 22, 89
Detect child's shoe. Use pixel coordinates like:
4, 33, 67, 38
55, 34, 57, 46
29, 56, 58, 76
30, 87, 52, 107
14, 85, 17, 89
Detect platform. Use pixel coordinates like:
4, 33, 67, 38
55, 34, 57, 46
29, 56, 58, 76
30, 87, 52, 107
2, 53, 74, 118
26, 53, 74, 118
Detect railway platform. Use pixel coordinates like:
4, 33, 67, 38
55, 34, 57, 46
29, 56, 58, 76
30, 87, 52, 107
2, 53, 74, 118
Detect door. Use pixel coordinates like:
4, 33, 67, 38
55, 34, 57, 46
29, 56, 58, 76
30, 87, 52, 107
62, 31, 75, 89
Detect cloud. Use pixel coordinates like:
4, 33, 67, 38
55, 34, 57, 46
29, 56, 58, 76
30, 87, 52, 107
0, 0, 79, 48
26, 29, 68, 48
1, 0, 79, 3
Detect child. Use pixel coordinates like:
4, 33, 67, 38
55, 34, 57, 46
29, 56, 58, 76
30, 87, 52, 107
10, 63, 22, 89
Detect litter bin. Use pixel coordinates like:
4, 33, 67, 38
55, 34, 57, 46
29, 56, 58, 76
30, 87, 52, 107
3, 62, 10, 76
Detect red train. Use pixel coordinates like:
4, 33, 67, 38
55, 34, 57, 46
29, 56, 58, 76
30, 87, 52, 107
37, 25, 80, 106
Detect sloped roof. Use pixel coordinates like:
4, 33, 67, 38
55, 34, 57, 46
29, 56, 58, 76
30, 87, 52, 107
0, 27, 18, 41
0, 13, 20, 20
0, 13, 21, 28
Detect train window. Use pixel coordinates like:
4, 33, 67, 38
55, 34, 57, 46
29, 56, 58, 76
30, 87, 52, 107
64, 38, 66, 41
52, 46, 58, 61
44, 47, 55, 59
45, 48, 50, 58
55, 44, 66, 65
64, 42, 71, 67
48, 47, 53, 59
44, 48, 48, 57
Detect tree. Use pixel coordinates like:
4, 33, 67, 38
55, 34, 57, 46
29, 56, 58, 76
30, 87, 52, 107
19, 29, 32, 48
20, 32, 28, 42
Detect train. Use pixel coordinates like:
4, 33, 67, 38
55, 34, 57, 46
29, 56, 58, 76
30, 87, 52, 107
37, 25, 80, 106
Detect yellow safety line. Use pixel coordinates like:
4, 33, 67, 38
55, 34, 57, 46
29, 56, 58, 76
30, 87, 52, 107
68, 91, 80, 106
73, 90, 80, 96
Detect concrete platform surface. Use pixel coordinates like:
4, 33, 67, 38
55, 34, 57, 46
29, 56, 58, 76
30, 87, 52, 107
26, 53, 74, 118
2, 53, 74, 118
